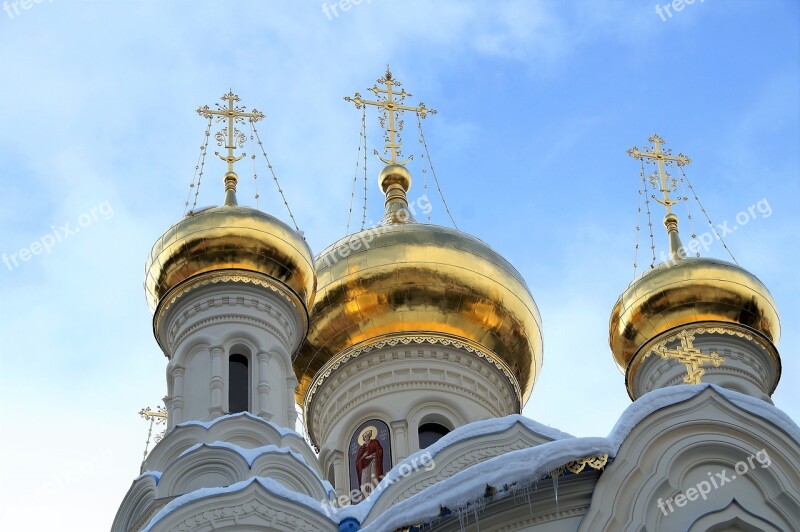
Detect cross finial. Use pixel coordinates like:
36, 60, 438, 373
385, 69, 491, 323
344, 68, 436, 166
647, 330, 724, 384
628, 133, 692, 260
138, 405, 167, 471
197, 91, 265, 206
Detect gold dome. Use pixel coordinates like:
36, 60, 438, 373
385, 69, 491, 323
144, 203, 316, 330
609, 257, 780, 370
294, 222, 544, 406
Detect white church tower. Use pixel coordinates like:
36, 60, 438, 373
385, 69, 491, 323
113, 92, 335, 532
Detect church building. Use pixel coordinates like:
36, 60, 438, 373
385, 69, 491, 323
113, 70, 800, 531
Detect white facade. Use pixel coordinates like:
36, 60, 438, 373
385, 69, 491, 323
114, 263, 800, 531
115, 171, 798, 531
156, 282, 305, 429
307, 337, 520, 493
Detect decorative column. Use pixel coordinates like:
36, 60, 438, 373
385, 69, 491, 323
287, 376, 299, 427
256, 351, 273, 420
390, 419, 410, 463
330, 450, 346, 495
163, 395, 174, 430
209, 346, 225, 416
172, 367, 185, 426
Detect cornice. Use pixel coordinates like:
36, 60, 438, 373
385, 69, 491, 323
153, 269, 308, 355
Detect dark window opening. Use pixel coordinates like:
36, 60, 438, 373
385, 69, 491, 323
228, 354, 249, 413
418, 423, 450, 449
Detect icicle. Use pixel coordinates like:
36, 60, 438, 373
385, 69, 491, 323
553, 471, 560, 513
526, 484, 533, 514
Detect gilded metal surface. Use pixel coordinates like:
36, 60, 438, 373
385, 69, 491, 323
628, 133, 691, 217
609, 257, 780, 370
139, 406, 167, 467
294, 223, 543, 405
344, 67, 435, 166
628, 133, 692, 259
197, 91, 264, 177
144, 205, 316, 316
379, 164, 415, 225
645, 329, 724, 384
565, 454, 609, 474
626, 323, 781, 397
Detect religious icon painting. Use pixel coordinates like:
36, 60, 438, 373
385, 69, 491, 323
348, 419, 392, 501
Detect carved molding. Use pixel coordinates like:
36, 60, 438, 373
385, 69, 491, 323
304, 333, 522, 417
172, 312, 292, 354
166, 496, 331, 531
154, 270, 308, 355
308, 347, 518, 447
627, 322, 781, 398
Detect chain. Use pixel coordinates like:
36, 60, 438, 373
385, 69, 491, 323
248, 121, 260, 209
361, 106, 368, 231
251, 121, 301, 232
346, 108, 365, 235
184, 116, 212, 215
420, 134, 431, 223
679, 174, 698, 256
417, 114, 457, 229
633, 163, 643, 277
641, 159, 657, 268
679, 166, 737, 264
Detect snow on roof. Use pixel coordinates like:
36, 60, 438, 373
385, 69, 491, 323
425, 414, 574, 451
330, 414, 572, 523
133, 471, 162, 484
605, 383, 800, 448
143, 477, 337, 532
176, 441, 334, 494
178, 441, 309, 468
350, 384, 800, 531
144, 384, 799, 531
175, 411, 303, 438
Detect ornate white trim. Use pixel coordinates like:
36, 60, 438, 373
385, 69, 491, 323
154, 270, 308, 354
304, 333, 522, 416
172, 313, 291, 354
627, 322, 780, 398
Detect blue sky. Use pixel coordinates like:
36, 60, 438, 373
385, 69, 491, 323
0, 1, 797, 529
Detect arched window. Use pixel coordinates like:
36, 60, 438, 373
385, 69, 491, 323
418, 423, 450, 449
228, 354, 249, 413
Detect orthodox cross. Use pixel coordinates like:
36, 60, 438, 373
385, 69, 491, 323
627, 133, 692, 216
139, 405, 168, 468
647, 330, 724, 384
197, 91, 265, 174
345, 67, 435, 165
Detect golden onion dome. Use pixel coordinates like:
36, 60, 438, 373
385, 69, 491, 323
294, 164, 543, 406
144, 173, 316, 340
609, 256, 780, 371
